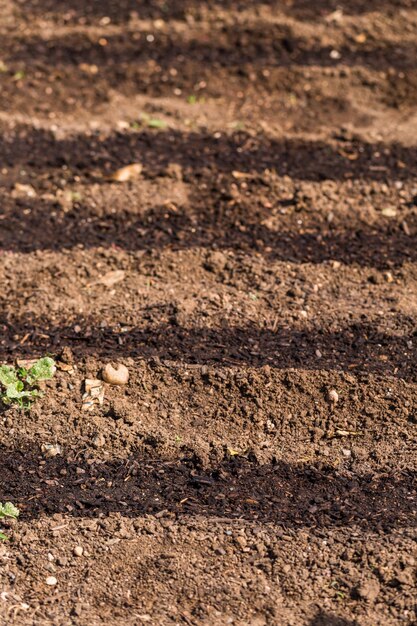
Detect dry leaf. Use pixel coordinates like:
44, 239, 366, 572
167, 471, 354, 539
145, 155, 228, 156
11, 183, 37, 198
82, 378, 104, 411
325, 9, 343, 22
335, 429, 360, 437
57, 361, 75, 373
338, 150, 359, 160
89, 270, 126, 288
402, 220, 411, 235
99, 270, 126, 287
111, 163, 142, 182
16, 358, 39, 369
232, 171, 251, 179
42, 443, 62, 458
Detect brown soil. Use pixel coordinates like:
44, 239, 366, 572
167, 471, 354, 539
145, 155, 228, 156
0, 1, 416, 625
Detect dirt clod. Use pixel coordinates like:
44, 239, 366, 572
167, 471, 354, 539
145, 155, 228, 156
356, 579, 381, 603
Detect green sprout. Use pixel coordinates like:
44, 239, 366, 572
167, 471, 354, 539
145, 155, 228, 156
0, 357, 56, 409
12, 70, 25, 81
139, 113, 168, 129
0, 502, 19, 541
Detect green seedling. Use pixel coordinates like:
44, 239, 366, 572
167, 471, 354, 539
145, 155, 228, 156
0, 502, 19, 541
147, 118, 167, 129
187, 94, 205, 105
139, 113, 168, 129
12, 70, 25, 81
0, 356, 56, 409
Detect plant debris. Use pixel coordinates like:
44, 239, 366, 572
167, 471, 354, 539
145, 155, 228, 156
110, 163, 143, 182
82, 379, 105, 411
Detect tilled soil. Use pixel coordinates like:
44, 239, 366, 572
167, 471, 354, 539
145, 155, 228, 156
0, 1, 416, 625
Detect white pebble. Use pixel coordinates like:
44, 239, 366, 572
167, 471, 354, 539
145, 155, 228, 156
73, 546, 84, 557
45, 576, 57, 586
328, 389, 339, 403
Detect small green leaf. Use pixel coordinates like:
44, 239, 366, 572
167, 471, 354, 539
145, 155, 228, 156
0, 532, 9, 541
17, 366, 28, 378
27, 357, 56, 384
147, 118, 167, 129
0, 365, 18, 387
6, 381, 26, 399
0, 502, 19, 519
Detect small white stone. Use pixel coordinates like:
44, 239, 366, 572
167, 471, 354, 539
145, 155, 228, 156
45, 576, 57, 586
73, 546, 84, 557
328, 389, 339, 403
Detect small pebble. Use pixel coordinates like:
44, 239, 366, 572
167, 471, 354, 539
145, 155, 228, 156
45, 576, 57, 586
102, 363, 129, 386
93, 434, 106, 448
342, 448, 351, 458
328, 389, 339, 403
73, 546, 84, 557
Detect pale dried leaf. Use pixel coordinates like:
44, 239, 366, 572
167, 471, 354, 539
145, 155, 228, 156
82, 378, 104, 411
111, 163, 142, 182
11, 183, 36, 198
96, 270, 126, 288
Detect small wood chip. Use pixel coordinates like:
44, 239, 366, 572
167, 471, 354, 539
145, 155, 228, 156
110, 163, 142, 182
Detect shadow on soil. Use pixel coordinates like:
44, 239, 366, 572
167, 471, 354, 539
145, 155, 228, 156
1, 127, 416, 182
6, 28, 417, 74
1, 126, 416, 268
1, 316, 416, 379
15, 0, 415, 23
1, 447, 415, 530
1, 193, 415, 269
309, 613, 358, 626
